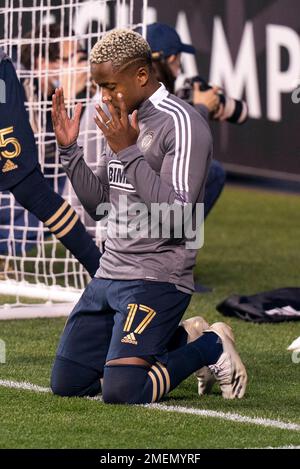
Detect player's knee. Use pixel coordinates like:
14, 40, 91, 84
102, 365, 149, 404
51, 356, 101, 397
50, 356, 83, 397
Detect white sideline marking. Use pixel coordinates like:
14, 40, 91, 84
0, 379, 49, 393
1, 379, 300, 433
262, 446, 300, 449
149, 404, 300, 432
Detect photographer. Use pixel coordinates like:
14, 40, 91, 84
143, 22, 227, 218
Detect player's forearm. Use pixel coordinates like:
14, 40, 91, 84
59, 142, 109, 220
118, 145, 197, 235
117, 144, 179, 209
118, 122, 212, 225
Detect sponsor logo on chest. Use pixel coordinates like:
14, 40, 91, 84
107, 160, 135, 192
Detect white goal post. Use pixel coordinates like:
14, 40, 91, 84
0, 0, 148, 317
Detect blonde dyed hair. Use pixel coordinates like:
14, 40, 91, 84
90, 28, 151, 69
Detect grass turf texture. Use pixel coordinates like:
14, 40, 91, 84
0, 186, 300, 448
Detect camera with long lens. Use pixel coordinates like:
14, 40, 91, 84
176, 76, 248, 125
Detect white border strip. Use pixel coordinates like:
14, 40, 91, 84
1, 379, 300, 432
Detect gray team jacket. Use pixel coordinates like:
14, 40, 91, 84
59, 84, 213, 293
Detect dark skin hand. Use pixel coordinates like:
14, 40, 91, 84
51, 58, 153, 152
94, 92, 140, 154
51, 87, 82, 147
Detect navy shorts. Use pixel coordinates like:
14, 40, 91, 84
56, 278, 191, 372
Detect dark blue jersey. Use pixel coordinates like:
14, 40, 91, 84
0, 49, 38, 190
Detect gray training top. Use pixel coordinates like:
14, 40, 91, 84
59, 84, 213, 293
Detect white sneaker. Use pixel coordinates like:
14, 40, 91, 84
180, 316, 216, 396
205, 322, 247, 399
287, 336, 300, 353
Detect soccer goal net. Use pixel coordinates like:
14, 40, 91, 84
0, 0, 148, 318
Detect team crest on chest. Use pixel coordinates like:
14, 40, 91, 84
141, 131, 154, 151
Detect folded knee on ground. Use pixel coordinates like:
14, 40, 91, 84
102, 365, 151, 404
50, 356, 101, 397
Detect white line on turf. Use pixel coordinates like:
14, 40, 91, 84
1, 379, 300, 432
0, 379, 49, 393
261, 446, 300, 449
149, 404, 300, 432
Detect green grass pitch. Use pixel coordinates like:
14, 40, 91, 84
0, 186, 300, 448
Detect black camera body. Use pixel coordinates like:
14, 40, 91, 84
176, 76, 248, 125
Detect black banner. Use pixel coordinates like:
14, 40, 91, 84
0, 449, 297, 465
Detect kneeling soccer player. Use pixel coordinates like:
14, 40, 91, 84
0, 49, 100, 276
50, 29, 247, 403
